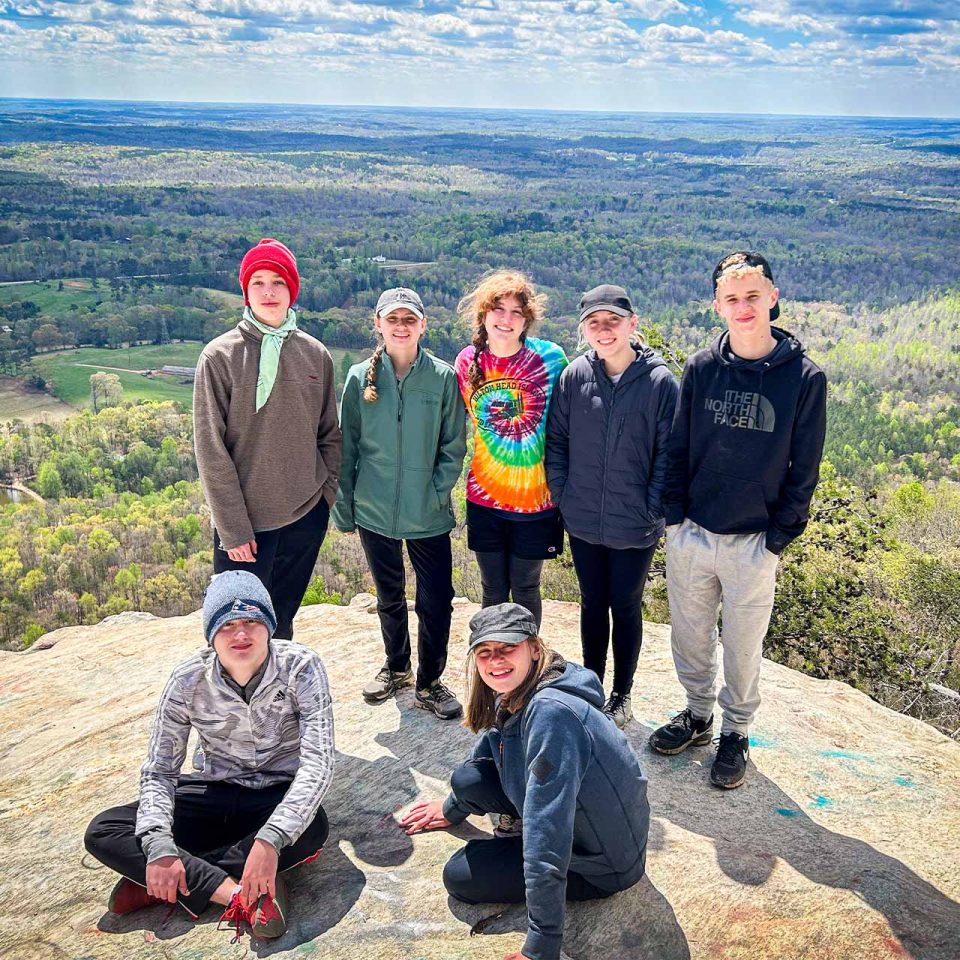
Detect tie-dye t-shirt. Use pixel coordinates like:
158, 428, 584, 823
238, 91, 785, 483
455, 337, 568, 514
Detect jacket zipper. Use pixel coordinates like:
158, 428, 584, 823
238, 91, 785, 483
393, 374, 405, 538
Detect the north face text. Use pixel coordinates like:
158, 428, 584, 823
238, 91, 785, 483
704, 390, 775, 432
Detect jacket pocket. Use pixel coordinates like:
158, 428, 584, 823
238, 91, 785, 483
689, 466, 769, 529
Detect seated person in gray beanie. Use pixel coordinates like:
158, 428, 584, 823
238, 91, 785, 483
84, 570, 334, 942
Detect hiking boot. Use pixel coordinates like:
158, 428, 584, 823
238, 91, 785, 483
648, 708, 713, 755
710, 732, 750, 789
414, 680, 463, 720
493, 813, 523, 838
249, 874, 288, 939
362, 665, 413, 703
107, 877, 164, 915
603, 692, 633, 729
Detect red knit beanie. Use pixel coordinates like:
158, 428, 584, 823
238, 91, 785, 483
238, 238, 300, 306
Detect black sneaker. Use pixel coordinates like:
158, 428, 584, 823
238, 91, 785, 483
710, 732, 750, 789
603, 692, 633, 729
415, 680, 463, 720
649, 708, 713, 755
362, 666, 413, 704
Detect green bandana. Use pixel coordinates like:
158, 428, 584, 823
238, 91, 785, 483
243, 307, 298, 412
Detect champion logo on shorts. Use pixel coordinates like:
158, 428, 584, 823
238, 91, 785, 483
547, 546, 557, 553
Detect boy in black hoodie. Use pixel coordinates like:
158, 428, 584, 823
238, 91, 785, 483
651, 252, 826, 789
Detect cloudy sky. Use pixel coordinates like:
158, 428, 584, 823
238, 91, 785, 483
0, 1, 957, 117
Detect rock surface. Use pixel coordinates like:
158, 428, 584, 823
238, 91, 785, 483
1, 600, 958, 960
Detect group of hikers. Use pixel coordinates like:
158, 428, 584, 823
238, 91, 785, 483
83, 238, 827, 959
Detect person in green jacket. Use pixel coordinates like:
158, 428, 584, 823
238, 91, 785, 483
333, 287, 467, 719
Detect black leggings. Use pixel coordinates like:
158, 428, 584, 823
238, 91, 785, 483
442, 758, 611, 905
475, 552, 545, 627
84, 778, 328, 916
568, 536, 657, 697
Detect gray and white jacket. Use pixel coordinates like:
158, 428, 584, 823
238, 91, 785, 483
135, 640, 335, 863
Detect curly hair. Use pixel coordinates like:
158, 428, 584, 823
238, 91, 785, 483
457, 270, 547, 391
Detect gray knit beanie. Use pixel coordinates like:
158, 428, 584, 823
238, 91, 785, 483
202, 571, 277, 645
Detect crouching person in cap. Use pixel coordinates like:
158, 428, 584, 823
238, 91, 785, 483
400, 603, 649, 960
84, 571, 334, 942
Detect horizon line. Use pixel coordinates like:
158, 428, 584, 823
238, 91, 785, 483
2, 95, 958, 124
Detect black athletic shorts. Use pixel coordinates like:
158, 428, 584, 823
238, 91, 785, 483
466, 500, 564, 560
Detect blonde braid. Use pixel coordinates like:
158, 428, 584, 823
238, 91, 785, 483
363, 337, 386, 403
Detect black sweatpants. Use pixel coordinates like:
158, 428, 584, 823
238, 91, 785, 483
568, 536, 657, 697
358, 527, 453, 689
441, 758, 611, 905
84, 778, 329, 916
214, 497, 330, 641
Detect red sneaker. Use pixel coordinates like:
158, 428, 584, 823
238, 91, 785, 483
107, 877, 164, 915
249, 875, 288, 939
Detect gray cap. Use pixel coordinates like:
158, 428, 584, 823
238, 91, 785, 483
468, 602, 538, 652
376, 287, 425, 320
202, 571, 277, 645
578, 284, 634, 323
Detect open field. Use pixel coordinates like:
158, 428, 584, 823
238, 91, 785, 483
30, 344, 204, 408
28, 341, 358, 410
0, 279, 102, 312
199, 286, 243, 308
0, 377, 75, 423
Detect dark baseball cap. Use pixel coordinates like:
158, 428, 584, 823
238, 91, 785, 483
578, 284, 635, 323
711, 251, 780, 321
468, 603, 539, 652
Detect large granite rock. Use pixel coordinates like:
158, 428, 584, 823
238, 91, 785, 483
1, 600, 958, 959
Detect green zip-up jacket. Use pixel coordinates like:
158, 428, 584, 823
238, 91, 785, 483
332, 348, 467, 540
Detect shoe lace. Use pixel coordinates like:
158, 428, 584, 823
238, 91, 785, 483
375, 666, 393, 682
715, 734, 744, 767
429, 682, 455, 703
606, 693, 627, 714
669, 708, 696, 731
218, 892, 248, 944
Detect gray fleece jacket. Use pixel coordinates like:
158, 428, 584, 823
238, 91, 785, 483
135, 639, 335, 862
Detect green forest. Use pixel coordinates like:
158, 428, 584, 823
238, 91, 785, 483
0, 99, 957, 738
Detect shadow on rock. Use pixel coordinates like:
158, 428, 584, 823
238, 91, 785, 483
446, 873, 691, 960
327, 693, 479, 868
629, 724, 960, 960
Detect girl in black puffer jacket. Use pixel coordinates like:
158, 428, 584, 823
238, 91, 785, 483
545, 284, 679, 728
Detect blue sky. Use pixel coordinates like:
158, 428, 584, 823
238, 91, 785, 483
0, 1, 957, 116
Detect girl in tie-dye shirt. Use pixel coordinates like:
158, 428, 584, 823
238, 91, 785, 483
455, 270, 568, 627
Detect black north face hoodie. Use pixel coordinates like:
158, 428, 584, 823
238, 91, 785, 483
663, 327, 827, 554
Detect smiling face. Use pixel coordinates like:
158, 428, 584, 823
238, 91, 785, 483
713, 269, 779, 340
375, 306, 426, 355
582, 309, 638, 362
473, 639, 539, 695
482, 294, 528, 356
246, 269, 292, 327
212, 617, 270, 683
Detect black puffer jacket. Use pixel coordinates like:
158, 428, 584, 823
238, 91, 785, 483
545, 346, 679, 549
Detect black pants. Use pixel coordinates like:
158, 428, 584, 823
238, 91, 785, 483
442, 758, 610, 904
475, 552, 545, 628
84, 778, 329, 917
214, 497, 330, 640
569, 536, 657, 697
358, 527, 453, 689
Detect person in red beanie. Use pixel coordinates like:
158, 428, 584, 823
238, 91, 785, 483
193, 238, 342, 640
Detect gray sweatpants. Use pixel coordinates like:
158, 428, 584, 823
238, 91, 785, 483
665, 519, 780, 736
